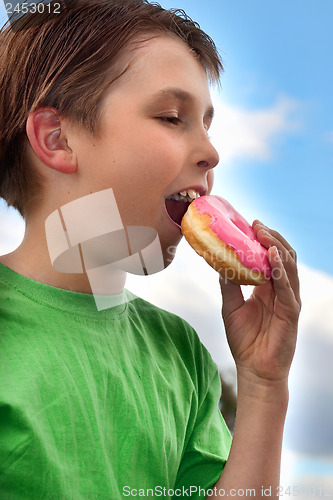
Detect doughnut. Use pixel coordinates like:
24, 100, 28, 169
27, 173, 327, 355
181, 195, 271, 285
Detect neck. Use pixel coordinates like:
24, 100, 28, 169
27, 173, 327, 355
0, 218, 127, 295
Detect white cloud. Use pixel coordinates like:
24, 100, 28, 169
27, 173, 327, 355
281, 449, 333, 492
298, 263, 333, 341
209, 92, 302, 164
0, 202, 25, 254
284, 264, 333, 458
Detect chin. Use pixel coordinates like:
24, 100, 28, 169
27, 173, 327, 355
160, 239, 180, 269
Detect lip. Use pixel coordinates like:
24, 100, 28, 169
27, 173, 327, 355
164, 204, 182, 230
164, 185, 207, 229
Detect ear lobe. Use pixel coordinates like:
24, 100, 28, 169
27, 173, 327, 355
26, 108, 77, 174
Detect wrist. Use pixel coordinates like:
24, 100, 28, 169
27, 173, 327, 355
236, 368, 289, 408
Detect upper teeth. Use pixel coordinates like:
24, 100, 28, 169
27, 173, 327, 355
167, 189, 201, 202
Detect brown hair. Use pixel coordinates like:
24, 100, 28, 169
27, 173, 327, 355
0, 0, 223, 217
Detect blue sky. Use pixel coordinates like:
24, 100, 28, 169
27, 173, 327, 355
1, 0, 333, 487
160, 0, 333, 484
160, 0, 333, 275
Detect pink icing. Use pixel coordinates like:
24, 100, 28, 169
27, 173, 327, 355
193, 195, 271, 277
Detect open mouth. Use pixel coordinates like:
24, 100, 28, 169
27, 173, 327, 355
165, 189, 201, 227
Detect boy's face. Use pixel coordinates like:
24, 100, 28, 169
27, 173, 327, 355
69, 35, 219, 266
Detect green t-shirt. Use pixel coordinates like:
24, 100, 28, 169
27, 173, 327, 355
0, 263, 231, 499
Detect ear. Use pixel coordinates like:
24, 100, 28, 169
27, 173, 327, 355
26, 108, 77, 174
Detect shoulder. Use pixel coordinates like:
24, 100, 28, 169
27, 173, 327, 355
129, 294, 202, 345
129, 293, 191, 326
128, 294, 219, 384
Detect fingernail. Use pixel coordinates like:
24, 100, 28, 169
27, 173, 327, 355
273, 246, 281, 260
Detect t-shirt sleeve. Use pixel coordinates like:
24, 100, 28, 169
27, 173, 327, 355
173, 355, 232, 499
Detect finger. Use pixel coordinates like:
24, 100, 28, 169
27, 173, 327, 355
219, 275, 245, 321
268, 246, 301, 319
254, 224, 301, 307
260, 232, 301, 307
253, 220, 297, 262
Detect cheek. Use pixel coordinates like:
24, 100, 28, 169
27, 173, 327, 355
126, 133, 183, 183
91, 123, 184, 192
144, 129, 186, 172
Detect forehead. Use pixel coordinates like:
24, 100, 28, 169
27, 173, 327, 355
109, 35, 212, 107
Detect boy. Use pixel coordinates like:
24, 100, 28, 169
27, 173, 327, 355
0, 0, 301, 498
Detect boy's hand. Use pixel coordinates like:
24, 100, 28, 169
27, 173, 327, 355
219, 221, 301, 391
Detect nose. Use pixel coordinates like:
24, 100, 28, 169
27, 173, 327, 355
195, 131, 219, 171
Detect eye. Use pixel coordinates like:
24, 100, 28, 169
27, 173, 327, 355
159, 116, 182, 125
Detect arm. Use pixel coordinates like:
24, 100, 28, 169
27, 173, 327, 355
211, 222, 301, 499
213, 372, 288, 498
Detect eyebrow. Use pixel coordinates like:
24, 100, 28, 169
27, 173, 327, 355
150, 87, 215, 121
